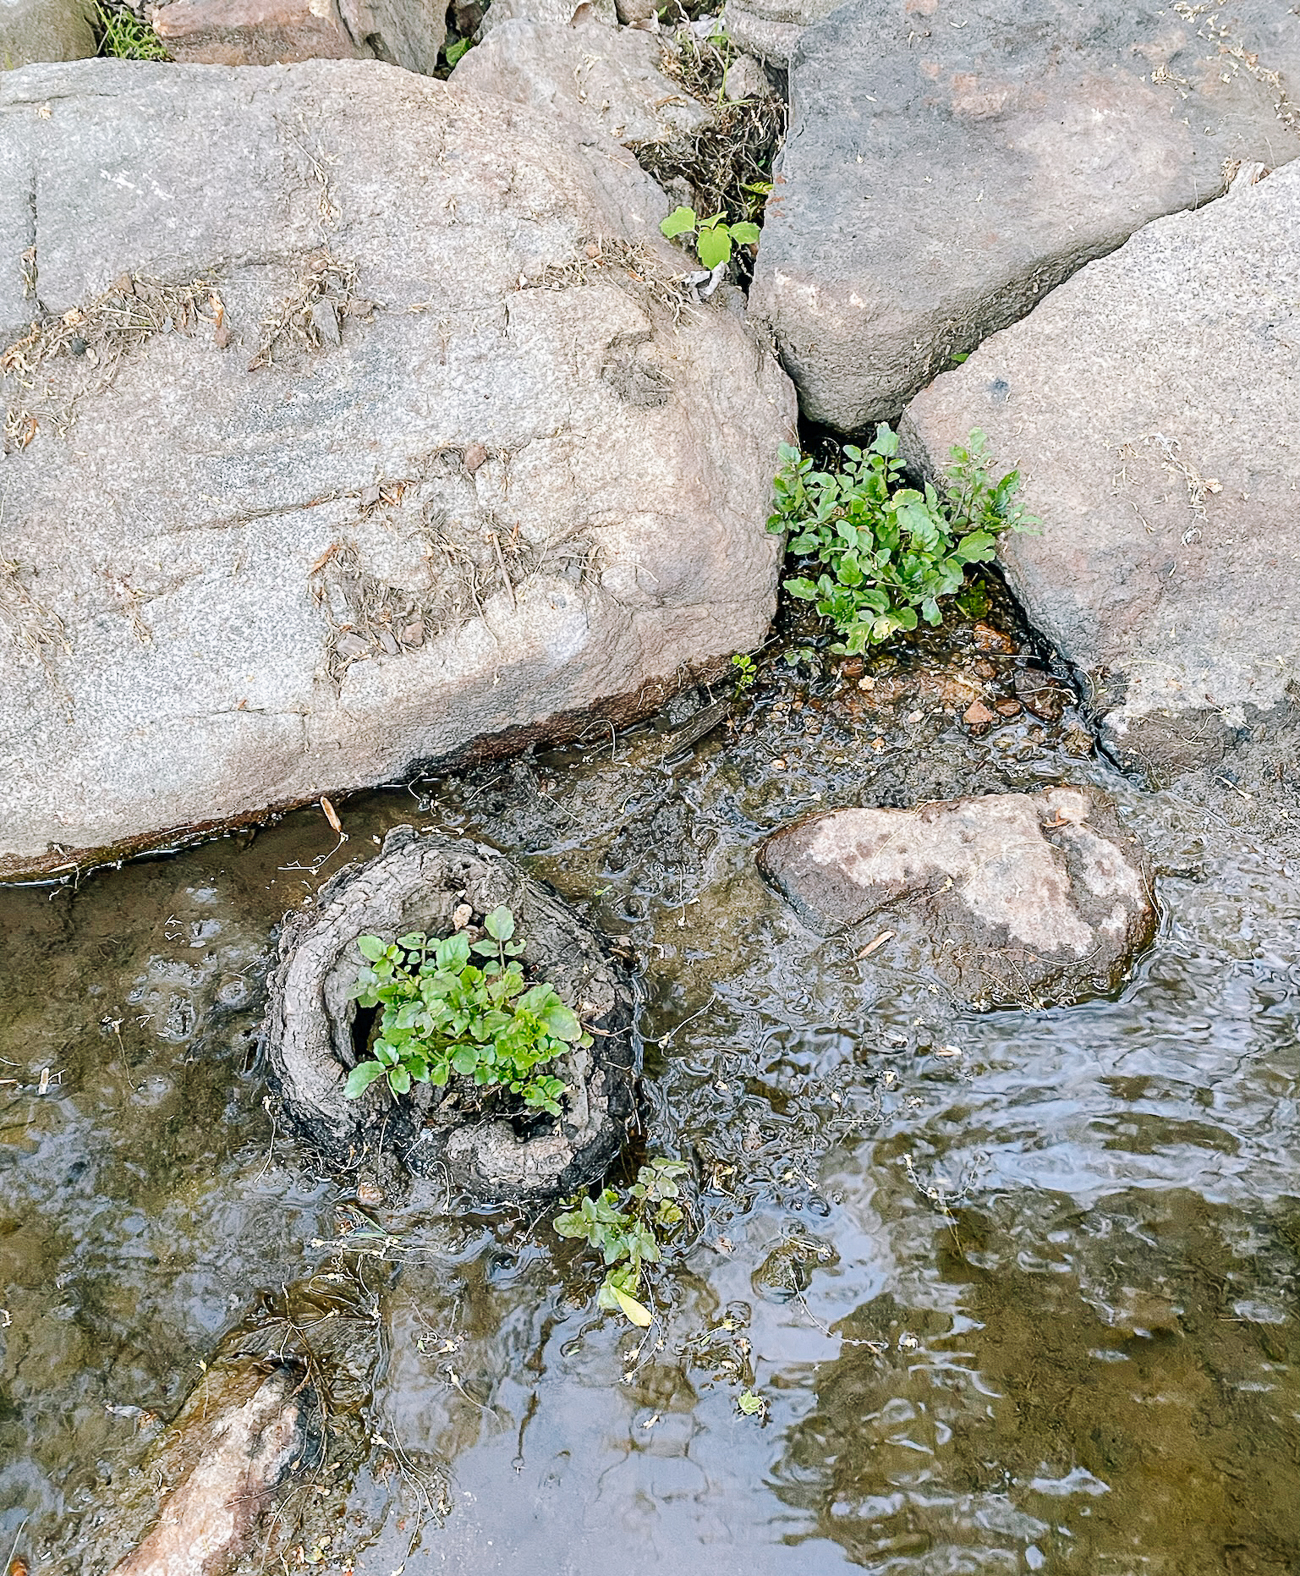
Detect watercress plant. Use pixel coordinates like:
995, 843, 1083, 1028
554, 1158, 690, 1326
344, 905, 586, 1116
768, 425, 1036, 652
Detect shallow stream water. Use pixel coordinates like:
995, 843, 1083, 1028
2, 607, 1298, 1575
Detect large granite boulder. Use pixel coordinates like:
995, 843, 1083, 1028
1, 0, 94, 67
751, 0, 1300, 430
902, 161, 1300, 785
758, 787, 1155, 1009
0, 60, 795, 881
451, 16, 710, 145
153, 0, 445, 71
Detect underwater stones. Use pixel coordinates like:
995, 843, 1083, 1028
450, 17, 712, 146
758, 787, 1155, 1008
260, 827, 637, 1201
902, 160, 1300, 786
108, 1360, 309, 1576
750, 0, 1300, 429
0, 59, 794, 881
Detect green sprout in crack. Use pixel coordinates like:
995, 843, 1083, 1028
769, 424, 1037, 653
660, 205, 760, 270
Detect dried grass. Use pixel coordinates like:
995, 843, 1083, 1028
248, 249, 360, 371
1, 273, 220, 449
631, 31, 785, 244
517, 236, 695, 325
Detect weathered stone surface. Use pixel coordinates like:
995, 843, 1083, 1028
0, 0, 93, 67
758, 787, 1155, 1008
262, 827, 638, 1199
153, 0, 368, 64
153, 0, 444, 71
477, 0, 615, 38
901, 162, 1300, 786
751, 0, 1300, 430
451, 17, 710, 145
719, 0, 839, 67
338, 0, 444, 73
0, 60, 795, 880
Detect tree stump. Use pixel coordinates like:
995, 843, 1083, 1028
260, 827, 638, 1202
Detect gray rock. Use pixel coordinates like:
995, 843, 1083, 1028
719, 0, 840, 67
152, 0, 444, 70
338, 0, 445, 73
750, 0, 1300, 430
1, 0, 94, 68
477, 0, 615, 38
758, 787, 1155, 1008
722, 50, 771, 103
901, 162, 1300, 786
451, 18, 710, 145
0, 60, 795, 880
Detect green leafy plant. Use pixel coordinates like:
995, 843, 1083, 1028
737, 1388, 767, 1418
768, 425, 1036, 653
554, 1158, 689, 1325
445, 36, 472, 65
731, 652, 757, 692
344, 906, 588, 1116
96, 2, 170, 59
660, 205, 760, 270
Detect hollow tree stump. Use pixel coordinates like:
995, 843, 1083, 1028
259, 826, 638, 1202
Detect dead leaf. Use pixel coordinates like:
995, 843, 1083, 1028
614, 1288, 653, 1327
320, 796, 346, 837
857, 929, 895, 959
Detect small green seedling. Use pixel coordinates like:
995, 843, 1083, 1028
660, 206, 760, 270
445, 36, 472, 65
554, 1158, 689, 1325
731, 652, 757, 692
769, 425, 1036, 653
344, 906, 588, 1115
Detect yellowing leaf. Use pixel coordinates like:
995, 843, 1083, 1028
613, 1288, 653, 1327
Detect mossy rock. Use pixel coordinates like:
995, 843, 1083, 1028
260, 826, 637, 1203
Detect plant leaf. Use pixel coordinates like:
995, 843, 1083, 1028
485, 905, 515, 942
613, 1288, 653, 1327
343, 1061, 386, 1099
357, 935, 386, 962
696, 225, 732, 269
659, 205, 698, 238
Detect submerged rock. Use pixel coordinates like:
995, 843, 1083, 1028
751, 0, 1300, 428
902, 161, 1300, 785
107, 1360, 311, 1576
261, 826, 638, 1201
0, 59, 794, 881
758, 787, 1155, 1009
451, 17, 711, 145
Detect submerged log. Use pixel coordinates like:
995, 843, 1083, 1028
260, 826, 639, 1201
